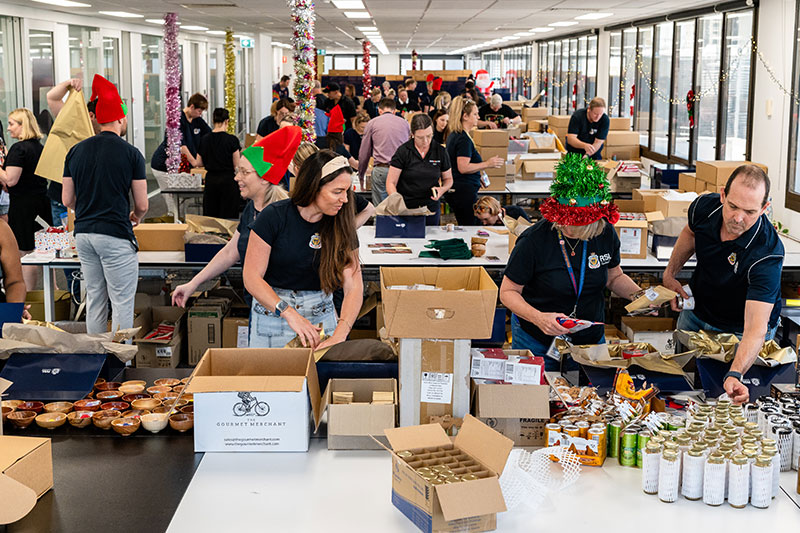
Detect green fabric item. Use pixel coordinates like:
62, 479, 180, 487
549, 153, 612, 204
422, 238, 472, 260
242, 145, 274, 178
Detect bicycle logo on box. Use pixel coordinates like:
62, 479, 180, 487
232, 391, 270, 417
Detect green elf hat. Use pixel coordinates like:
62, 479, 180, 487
90, 74, 127, 123
241, 125, 302, 185
539, 153, 620, 226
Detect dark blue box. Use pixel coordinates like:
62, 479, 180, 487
185, 242, 226, 263
0, 353, 114, 402
696, 358, 796, 399
375, 215, 426, 239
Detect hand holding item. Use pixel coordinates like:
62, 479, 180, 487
283, 309, 323, 349
662, 274, 688, 312
171, 283, 196, 308
489, 156, 504, 169
724, 376, 749, 404
533, 311, 570, 336
129, 211, 141, 227
584, 143, 597, 156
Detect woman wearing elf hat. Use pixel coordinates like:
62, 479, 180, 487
499, 154, 645, 370
243, 150, 362, 350
315, 105, 358, 169
171, 126, 300, 318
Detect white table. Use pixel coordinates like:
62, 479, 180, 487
166, 438, 800, 532
505, 180, 553, 195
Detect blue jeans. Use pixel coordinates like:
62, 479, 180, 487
511, 314, 605, 372
249, 288, 338, 348
676, 309, 777, 341
371, 166, 389, 207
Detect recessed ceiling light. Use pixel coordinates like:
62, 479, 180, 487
549, 21, 579, 27
332, 0, 365, 8
146, 19, 180, 25
344, 11, 372, 19
530, 27, 554, 33
98, 11, 143, 18
32, 0, 91, 7
207, 30, 226, 35
181, 25, 209, 31
575, 13, 613, 20
233, 34, 251, 39
356, 26, 377, 31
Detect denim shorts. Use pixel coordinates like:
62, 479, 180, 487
249, 288, 338, 348
676, 309, 778, 341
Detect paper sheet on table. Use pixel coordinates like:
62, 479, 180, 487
185, 214, 238, 238
673, 330, 797, 367
0, 323, 139, 363
375, 193, 432, 216
34, 89, 94, 184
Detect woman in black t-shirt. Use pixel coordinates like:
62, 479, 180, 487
473, 196, 531, 226
197, 108, 241, 219
0, 108, 52, 289
243, 150, 363, 350
432, 109, 449, 146
499, 155, 643, 371
386, 114, 452, 225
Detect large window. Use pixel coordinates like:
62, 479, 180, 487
141, 34, 163, 164
607, 7, 754, 163
29, 30, 54, 136
537, 34, 598, 113
786, 1, 800, 210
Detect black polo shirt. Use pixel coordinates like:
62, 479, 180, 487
688, 193, 784, 333
395, 99, 420, 114
566, 108, 609, 160
504, 219, 620, 345
479, 103, 519, 128
390, 138, 451, 211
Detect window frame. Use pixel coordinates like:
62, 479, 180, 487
785, 0, 800, 211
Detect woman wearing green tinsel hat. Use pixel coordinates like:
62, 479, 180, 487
499, 154, 645, 370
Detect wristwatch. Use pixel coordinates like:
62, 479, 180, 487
274, 300, 289, 317
724, 370, 743, 383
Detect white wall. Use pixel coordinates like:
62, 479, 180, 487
596, 30, 610, 103
252, 34, 272, 124
378, 54, 400, 75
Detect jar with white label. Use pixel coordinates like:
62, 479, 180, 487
658, 449, 680, 503
762, 446, 780, 498
642, 441, 661, 495
751, 455, 773, 508
744, 404, 759, 424
703, 452, 726, 506
728, 454, 750, 509
681, 449, 705, 500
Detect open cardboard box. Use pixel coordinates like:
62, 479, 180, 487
613, 199, 663, 259
381, 415, 513, 533
134, 306, 186, 368
0, 434, 53, 525
321, 378, 397, 450
133, 223, 188, 251
185, 348, 322, 452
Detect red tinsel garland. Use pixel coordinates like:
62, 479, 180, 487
539, 197, 620, 226
363, 40, 371, 99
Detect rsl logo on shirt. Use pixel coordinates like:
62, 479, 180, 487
588, 253, 601, 269
309, 233, 322, 249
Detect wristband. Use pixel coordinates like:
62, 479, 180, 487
724, 370, 743, 383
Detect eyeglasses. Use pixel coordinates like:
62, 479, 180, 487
413, 134, 433, 142
235, 167, 257, 176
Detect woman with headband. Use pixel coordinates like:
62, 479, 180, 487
243, 150, 362, 350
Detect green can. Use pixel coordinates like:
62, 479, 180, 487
607, 420, 622, 458
636, 430, 652, 467
619, 428, 638, 467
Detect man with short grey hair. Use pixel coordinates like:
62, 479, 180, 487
479, 94, 521, 129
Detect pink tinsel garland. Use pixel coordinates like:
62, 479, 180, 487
362, 40, 371, 99
164, 13, 182, 174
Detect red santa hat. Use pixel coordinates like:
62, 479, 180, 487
241, 126, 302, 185
426, 74, 435, 83
327, 105, 345, 134
90, 74, 127, 124
432, 78, 443, 91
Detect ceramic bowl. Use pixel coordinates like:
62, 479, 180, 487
2, 400, 24, 410
92, 409, 121, 430
95, 382, 121, 393
179, 404, 194, 415
35, 412, 67, 430
74, 399, 102, 412
94, 378, 106, 386
67, 410, 94, 428
155, 378, 181, 387
147, 386, 172, 395
2, 406, 13, 422
111, 417, 140, 436
182, 393, 194, 403
169, 413, 194, 432
18, 401, 44, 414
122, 409, 150, 419
44, 401, 74, 414
96, 390, 125, 402
121, 380, 146, 388
140, 413, 169, 433
122, 393, 150, 403
152, 406, 172, 415
173, 399, 189, 410
180, 377, 191, 385
8, 410, 36, 429
100, 401, 129, 412
118, 384, 145, 395
132, 398, 161, 411
172, 385, 185, 394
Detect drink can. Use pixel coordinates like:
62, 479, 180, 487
576, 421, 590, 438
637, 430, 652, 467
620, 428, 638, 467
608, 420, 622, 458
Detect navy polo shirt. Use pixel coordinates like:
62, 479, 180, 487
688, 193, 784, 333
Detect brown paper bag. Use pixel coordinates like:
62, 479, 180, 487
503, 215, 532, 237
35, 89, 94, 184
0, 323, 139, 363
375, 193, 432, 216
625, 285, 678, 314
185, 214, 238, 238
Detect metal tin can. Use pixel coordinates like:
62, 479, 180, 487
564, 425, 580, 438
607, 420, 622, 458
397, 450, 413, 460
576, 420, 590, 439
461, 474, 478, 482
619, 428, 638, 467
636, 430, 651, 467
545, 423, 562, 447
588, 426, 606, 456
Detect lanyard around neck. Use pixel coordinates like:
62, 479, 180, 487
558, 230, 586, 316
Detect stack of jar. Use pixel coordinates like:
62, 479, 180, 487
641, 398, 782, 508
744, 395, 800, 473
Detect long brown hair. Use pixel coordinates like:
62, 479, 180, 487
290, 150, 358, 294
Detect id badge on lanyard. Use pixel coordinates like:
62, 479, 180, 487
547, 232, 587, 361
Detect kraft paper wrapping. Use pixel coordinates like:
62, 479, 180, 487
673, 330, 797, 367
185, 214, 238, 238
556, 339, 692, 377
624, 285, 677, 314
375, 193, 432, 216
503, 215, 532, 237
0, 323, 139, 363
34, 89, 94, 184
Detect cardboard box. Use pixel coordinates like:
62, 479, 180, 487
695, 161, 768, 187
604, 325, 628, 344
133, 223, 188, 251
384, 415, 512, 533
526, 133, 557, 153
527, 119, 548, 133
476, 146, 507, 162
655, 193, 694, 219
188, 297, 231, 366
244, 133, 257, 148
602, 145, 640, 161
222, 307, 250, 348
547, 115, 571, 128
633, 189, 671, 213
483, 176, 506, 192
25, 290, 70, 322
321, 378, 397, 450
520, 159, 558, 180
375, 215, 426, 238
134, 306, 186, 368
620, 317, 677, 354
604, 131, 640, 146
608, 117, 632, 131
380, 267, 498, 339
522, 107, 549, 121
185, 348, 322, 452
695, 179, 714, 194
678, 172, 696, 193
470, 129, 507, 147
615, 213, 649, 260
0, 436, 53, 524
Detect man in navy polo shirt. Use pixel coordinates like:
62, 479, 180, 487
663, 165, 784, 403
566, 97, 609, 161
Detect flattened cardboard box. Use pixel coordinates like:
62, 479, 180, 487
185, 348, 322, 452
321, 378, 397, 450
0, 436, 53, 525
133, 223, 188, 251
383, 415, 513, 533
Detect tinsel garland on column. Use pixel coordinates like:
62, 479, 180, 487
362, 40, 371, 99
224, 30, 236, 134
411, 49, 417, 70
288, 0, 316, 142
164, 13, 181, 174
